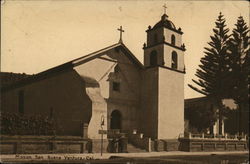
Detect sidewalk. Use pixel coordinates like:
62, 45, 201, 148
0, 151, 249, 163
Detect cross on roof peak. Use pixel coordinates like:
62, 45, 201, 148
163, 3, 167, 15
117, 26, 125, 43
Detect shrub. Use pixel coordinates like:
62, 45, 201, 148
0, 112, 57, 135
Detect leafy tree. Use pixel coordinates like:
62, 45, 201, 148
188, 12, 231, 134
227, 16, 249, 135
186, 104, 217, 133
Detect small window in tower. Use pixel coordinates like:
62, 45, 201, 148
171, 51, 178, 69
154, 34, 158, 44
171, 35, 176, 45
113, 82, 120, 91
150, 50, 157, 66
18, 90, 24, 114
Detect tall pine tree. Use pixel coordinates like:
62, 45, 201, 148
228, 16, 249, 135
188, 12, 231, 134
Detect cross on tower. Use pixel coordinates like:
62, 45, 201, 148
163, 3, 167, 14
117, 26, 125, 43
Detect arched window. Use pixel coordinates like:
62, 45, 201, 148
154, 34, 158, 44
150, 50, 157, 66
171, 51, 178, 69
171, 34, 176, 45
110, 110, 122, 129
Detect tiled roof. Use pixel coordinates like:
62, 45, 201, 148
0, 72, 32, 88
185, 97, 237, 110
1, 43, 143, 92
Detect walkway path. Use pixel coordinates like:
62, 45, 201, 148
0, 151, 248, 163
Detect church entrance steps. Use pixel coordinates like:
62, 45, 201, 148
127, 132, 151, 152
151, 139, 180, 152
127, 143, 147, 153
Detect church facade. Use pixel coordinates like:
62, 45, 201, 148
1, 14, 186, 142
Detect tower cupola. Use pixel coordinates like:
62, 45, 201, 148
152, 14, 177, 31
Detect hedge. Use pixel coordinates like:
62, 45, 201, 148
0, 112, 57, 135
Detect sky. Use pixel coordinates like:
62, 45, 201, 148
1, 0, 249, 99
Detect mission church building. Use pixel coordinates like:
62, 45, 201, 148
1, 11, 186, 150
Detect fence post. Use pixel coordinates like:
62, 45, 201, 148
80, 142, 85, 153
225, 133, 227, 140
189, 132, 192, 139
133, 129, 137, 134
202, 133, 204, 139
82, 123, 88, 138
147, 138, 151, 152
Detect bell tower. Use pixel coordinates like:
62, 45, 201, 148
140, 10, 186, 140
143, 13, 186, 71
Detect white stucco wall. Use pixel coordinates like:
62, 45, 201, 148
74, 56, 116, 99
164, 28, 182, 47
1, 70, 92, 136
158, 67, 184, 139
74, 55, 116, 139
140, 67, 159, 139
147, 28, 164, 46
163, 45, 185, 71
144, 44, 164, 67
74, 48, 142, 135
106, 48, 142, 131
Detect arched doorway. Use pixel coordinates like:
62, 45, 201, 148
110, 110, 122, 130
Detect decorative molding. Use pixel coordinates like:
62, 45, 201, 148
146, 26, 183, 35
159, 65, 186, 74
143, 41, 186, 52
146, 65, 185, 74
106, 98, 139, 106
